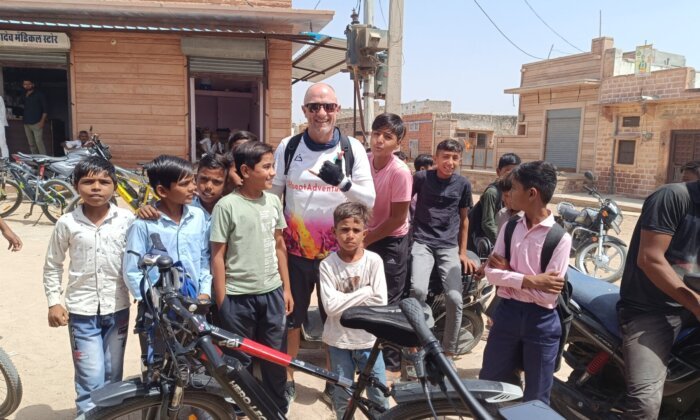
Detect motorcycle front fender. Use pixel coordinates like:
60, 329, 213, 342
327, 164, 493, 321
90, 378, 157, 407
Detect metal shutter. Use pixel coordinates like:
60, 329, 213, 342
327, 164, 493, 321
545, 108, 581, 171
0, 50, 67, 65
189, 57, 263, 76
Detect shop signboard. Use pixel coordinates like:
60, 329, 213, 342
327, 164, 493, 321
0, 30, 70, 50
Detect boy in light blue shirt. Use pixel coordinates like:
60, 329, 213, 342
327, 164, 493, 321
123, 155, 212, 302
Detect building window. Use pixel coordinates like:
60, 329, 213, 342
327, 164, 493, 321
622, 116, 641, 128
409, 122, 419, 131
617, 139, 636, 165
517, 123, 527, 136
476, 133, 487, 147
456, 132, 467, 138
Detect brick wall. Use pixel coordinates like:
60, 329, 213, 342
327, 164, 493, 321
403, 113, 435, 156
600, 67, 699, 104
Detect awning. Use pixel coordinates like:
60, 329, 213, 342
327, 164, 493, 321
504, 79, 601, 94
292, 36, 347, 84
0, 0, 333, 38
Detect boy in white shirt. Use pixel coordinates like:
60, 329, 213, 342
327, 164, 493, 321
319, 202, 389, 419
43, 156, 134, 416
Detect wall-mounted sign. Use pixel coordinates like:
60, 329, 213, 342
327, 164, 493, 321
0, 31, 70, 50
635, 44, 654, 76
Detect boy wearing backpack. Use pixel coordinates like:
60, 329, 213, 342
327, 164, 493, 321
479, 160, 571, 404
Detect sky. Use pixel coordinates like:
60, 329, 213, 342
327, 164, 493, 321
290, 0, 700, 124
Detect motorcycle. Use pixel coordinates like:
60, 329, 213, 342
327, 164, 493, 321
550, 267, 700, 418
555, 171, 627, 282
13, 130, 112, 182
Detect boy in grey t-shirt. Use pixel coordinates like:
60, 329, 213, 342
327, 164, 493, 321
210, 141, 293, 414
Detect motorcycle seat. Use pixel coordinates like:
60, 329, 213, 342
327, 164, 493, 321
567, 266, 621, 338
16, 152, 68, 164
560, 206, 580, 223
340, 305, 426, 348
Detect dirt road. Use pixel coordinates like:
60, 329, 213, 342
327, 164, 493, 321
0, 202, 639, 419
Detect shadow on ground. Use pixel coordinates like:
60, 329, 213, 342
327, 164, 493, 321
14, 404, 75, 420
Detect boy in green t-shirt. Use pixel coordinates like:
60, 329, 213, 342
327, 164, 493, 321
210, 141, 293, 414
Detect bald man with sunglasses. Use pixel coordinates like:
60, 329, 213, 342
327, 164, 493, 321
271, 83, 375, 407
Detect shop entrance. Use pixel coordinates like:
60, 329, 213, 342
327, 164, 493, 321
2, 67, 70, 156
191, 76, 262, 159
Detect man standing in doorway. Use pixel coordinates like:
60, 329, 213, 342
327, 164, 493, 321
21, 79, 48, 154
271, 82, 375, 407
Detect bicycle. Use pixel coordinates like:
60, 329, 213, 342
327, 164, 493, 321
0, 341, 22, 418
0, 156, 77, 224
86, 233, 525, 419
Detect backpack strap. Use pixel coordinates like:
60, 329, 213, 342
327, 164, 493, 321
540, 223, 566, 273
283, 132, 304, 176
503, 215, 521, 262
339, 134, 354, 178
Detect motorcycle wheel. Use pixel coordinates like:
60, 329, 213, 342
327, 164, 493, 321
85, 391, 234, 419
575, 241, 627, 283
434, 310, 484, 355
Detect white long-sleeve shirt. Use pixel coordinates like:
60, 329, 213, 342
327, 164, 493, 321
319, 250, 387, 350
43, 204, 134, 316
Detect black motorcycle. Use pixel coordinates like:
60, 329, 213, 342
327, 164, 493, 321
555, 171, 627, 283
550, 267, 700, 418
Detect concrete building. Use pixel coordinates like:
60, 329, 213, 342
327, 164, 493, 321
0, 0, 333, 167
500, 37, 700, 197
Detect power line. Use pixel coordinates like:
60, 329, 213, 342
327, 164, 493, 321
472, 0, 543, 60
378, 0, 388, 27
313, 0, 322, 9
523, 0, 585, 53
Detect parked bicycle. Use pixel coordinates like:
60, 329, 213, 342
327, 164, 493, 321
86, 234, 527, 419
0, 341, 22, 418
0, 156, 77, 223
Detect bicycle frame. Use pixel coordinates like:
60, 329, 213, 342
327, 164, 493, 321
7, 160, 55, 205
115, 166, 157, 211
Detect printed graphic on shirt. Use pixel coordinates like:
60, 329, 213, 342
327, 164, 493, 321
283, 211, 336, 259
340, 275, 362, 293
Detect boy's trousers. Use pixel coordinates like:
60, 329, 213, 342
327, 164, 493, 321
218, 287, 288, 413
479, 298, 561, 404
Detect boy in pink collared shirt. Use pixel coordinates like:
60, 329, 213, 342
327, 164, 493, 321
364, 113, 412, 377
479, 161, 571, 404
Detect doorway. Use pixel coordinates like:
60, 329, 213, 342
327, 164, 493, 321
190, 77, 262, 160
667, 130, 700, 182
2, 67, 70, 156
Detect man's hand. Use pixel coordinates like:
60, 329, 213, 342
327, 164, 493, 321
48, 304, 68, 327
522, 272, 565, 294
487, 253, 511, 271
309, 152, 346, 186
2, 229, 22, 251
136, 204, 160, 220
460, 253, 478, 274
284, 290, 294, 316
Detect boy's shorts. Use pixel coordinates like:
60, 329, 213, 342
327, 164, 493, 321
287, 254, 326, 329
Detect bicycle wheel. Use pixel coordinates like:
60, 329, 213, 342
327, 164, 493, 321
85, 391, 234, 419
382, 398, 472, 419
0, 180, 22, 218
41, 179, 77, 223
0, 346, 23, 418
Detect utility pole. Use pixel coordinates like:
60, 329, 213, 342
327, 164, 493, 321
363, 0, 375, 141
385, 0, 403, 114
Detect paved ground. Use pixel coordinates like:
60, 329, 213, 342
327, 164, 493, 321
0, 199, 640, 419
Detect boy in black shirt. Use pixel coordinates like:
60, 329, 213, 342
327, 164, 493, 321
410, 139, 476, 356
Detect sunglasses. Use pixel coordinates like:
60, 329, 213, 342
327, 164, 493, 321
304, 103, 339, 113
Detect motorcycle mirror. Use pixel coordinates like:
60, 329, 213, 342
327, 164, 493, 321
584, 171, 596, 181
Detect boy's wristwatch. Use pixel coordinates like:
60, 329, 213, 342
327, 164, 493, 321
340, 179, 352, 192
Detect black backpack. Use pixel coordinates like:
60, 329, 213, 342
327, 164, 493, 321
283, 129, 354, 177
503, 216, 573, 372
467, 182, 502, 255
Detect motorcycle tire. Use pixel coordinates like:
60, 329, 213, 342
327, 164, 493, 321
434, 310, 484, 355
85, 391, 234, 419
0, 346, 22, 418
575, 241, 627, 283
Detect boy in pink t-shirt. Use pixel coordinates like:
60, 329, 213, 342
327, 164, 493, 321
364, 113, 412, 376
